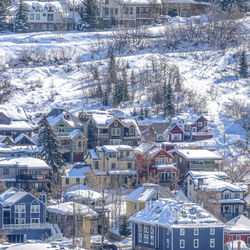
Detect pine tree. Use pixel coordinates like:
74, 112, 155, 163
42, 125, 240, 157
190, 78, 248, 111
121, 68, 129, 102
96, 83, 103, 100
174, 68, 182, 92
14, 0, 29, 32
103, 88, 109, 106
82, 0, 98, 29
239, 50, 248, 78
119, 216, 131, 237
0, 0, 8, 31
166, 82, 174, 118
139, 107, 144, 120
38, 116, 64, 181
130, 70, 136, 101
144, 105, 150, 118
219, 0, 247, 11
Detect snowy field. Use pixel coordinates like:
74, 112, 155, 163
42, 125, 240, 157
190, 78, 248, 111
0, 16, 249, 159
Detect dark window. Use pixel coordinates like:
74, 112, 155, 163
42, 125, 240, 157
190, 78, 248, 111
111, 163, 116, 169
66, 178, 69, 184
127, 163, 132, 169
76, 178, 80, 184
95, 161, 99, 169
3, 168, 9, 176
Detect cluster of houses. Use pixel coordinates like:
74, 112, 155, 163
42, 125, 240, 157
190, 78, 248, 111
9, 0, 210, 31
0, 107, 249, 249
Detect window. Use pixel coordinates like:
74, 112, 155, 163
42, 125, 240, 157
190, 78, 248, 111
66, 178, 69, 184
138, 224, 142, 242
198, 122, 203, 127
172, 133, 182, 141
30, 13, 34, 20
210, 238, 215, 248
144, 225, 149, 244
126, 151, 130, 157
234, 193, 240, 199
31, 205, 40, 213
166, 229, 169, 235
47, 14, 54, 21
130, 7, 133, 14
180, 228, 185, 235
134, 203, 137, 210
109, 152, 116, 158
150, 227, 154, 245
210, 228, 215, 235
31, 218, 39, 224
236, 236, 241, 240
104, 7, 109, 15
95, 161, 99, 169
194, 228, 199, 235
48, 6, 53, 12
224, 193, 230, 199
129, 126, 135, 135
21, 218, 25, 224
36, 13, 40, 20
90, 228, 95, 234
194, 239, 199, 248
166, 238, 170, 248
76, 178, 80, 184
111, 163, 116, 169
78, 141, 82, 148
180, 239, 185, 248
111, 128, 121, 136
21, 204, 25, 213
127, 163, 132, 169
15, 205, 20, 213
3, 168, 9, 176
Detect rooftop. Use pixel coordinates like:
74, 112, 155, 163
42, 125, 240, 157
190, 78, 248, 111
225, 215, 250, 233
175, 149, 222, 160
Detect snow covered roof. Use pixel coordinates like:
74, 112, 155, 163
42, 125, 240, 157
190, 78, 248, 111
91, 113, 115, 127
0, 121, 32, 131
135, 143, 156, 154
188, 171, 229, 180
24, 1, 63, 12
200, 179, 244, 192
121, 118, 141, 137
0, 145, 39, 153
115, 0, 161, 6
225, 240, 248, 250
0, 106, 27, 121
126, 183, 172, 202
0, 136, 13, 143
14, 133, 35, 145
67, 164, 91, 178
174, 149, 222, 160
225, 215, 250, 233
151, 122, 171, 134
46, 110, 77, 127
154, 163, 177, 171
89, 149, 100, 160
102, 145, 134, 152
47, 201, 97, 216
129, 198, 224, 228
175, 190, 189, 202
108, 169, 136, 175
0, 157, 51, 170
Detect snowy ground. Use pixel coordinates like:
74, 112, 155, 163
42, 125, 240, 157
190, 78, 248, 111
0, 16, 249, 159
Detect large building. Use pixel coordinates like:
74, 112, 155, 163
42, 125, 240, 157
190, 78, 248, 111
129, 198, 224, 250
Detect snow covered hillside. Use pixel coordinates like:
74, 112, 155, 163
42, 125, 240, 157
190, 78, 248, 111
0, 15, 249, 158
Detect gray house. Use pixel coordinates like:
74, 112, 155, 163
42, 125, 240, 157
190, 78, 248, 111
129, 198, 224, 250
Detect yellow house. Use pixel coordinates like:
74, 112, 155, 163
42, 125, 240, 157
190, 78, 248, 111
46, 109, 88, 162
125, 183, 173, 218
84, 145, 137, 188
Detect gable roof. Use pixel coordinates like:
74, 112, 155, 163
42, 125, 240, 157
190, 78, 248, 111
225, 215, 250, 233
151, 122, 171, 134
91, 113, 116, 127
174, 149, 222, 160
0, 107, 27, 121
126, 183, 173, 202
134, 143, 157, 155
14, 133, 35, 145
129, 198, 223, 228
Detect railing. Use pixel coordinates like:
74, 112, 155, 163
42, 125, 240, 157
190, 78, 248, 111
99, 133, 109, 138
59, 145, 70, 151
192, 131, 213, 136
2, 223, 53, 231
17, 174, 50, 181
190, 163, 218, 170
56, 132, 70, 136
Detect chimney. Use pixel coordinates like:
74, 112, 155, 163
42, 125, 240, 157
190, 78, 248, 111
40, 193, 47, 205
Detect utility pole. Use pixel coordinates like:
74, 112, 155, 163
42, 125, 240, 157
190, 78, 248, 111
101, 186, 105, 250
72, 201, 75, 244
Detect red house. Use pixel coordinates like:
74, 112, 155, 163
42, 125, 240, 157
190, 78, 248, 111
224, 215, 250, 247
184, 115, 213, 141
147, 147, 178, 190
168, 124, 184, 142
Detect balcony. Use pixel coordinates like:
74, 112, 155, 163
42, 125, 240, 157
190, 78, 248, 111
17, 174, 51, 181
2, 223, 54, 232
59, 145, 70, 151
99, 133, 109, 139
189, 163, 218, 170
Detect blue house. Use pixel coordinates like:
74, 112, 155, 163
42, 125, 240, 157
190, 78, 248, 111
0, 188, 54, 242
129, 198, 224, 250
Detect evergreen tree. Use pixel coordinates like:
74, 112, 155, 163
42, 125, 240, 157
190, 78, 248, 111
144, 105, 150, 118
96, 83, 103, 100
14, 0, 29, 32
130, 70, 136, 101
219, 0, 247, 11
239, 50, 248, 78
139, 107, 144, 120
132, 108, 137, 116
38, 116, 64, 180
0, 0, 8, 31
103, 88, 109, 106
121, 68, 129, 102
119, 216, 131, 237
113, 79, 123, 106
174, 68, 182, 92
166, 82, 174, 118
82, 0, 98, 29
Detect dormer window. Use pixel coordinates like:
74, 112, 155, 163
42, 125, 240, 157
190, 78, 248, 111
129, 126, 135, 135
114, 121, 118, 127
198, 122, 203, 127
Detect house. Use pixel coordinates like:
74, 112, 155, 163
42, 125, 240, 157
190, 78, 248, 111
185, 171, 247, 220
0, 188, 56, 242
84, 145, 137, 188
173, 149, 222, 180
47, 201, 98, 237
185, 171, 230, 202
0, 108, 32, 139
46, 108, 88, 162
168, 123, 184, 142
0, 145, 39, 158
0, 157, 52, 192
14, 133, 35, 146
147, 147, 177, 190
140, 122, 171, 143
224, 240, 249, 250
88, 112, 141, 148
184, 115, 213, 141
126, 183, 173, 217
61, 163, 91, 189
224, 215, 250, 247
129, 198, 224, 250
100, 0, 161, 27
0, 136, 14, 146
